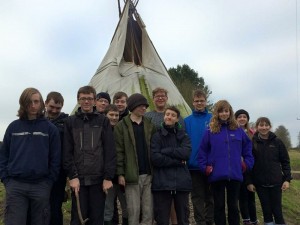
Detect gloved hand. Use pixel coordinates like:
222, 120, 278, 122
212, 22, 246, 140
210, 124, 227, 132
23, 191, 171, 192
241, 161, 247, 173
205, 166, 213, 176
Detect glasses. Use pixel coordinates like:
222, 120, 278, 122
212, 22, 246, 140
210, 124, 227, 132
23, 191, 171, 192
193, 100, 206, 104
97, 99, 109, 104
79, 97, 94, 102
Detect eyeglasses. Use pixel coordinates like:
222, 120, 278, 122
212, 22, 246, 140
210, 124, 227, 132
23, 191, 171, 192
193, 100, 206, 104
78, 97, 94, 102
97, 99, 109, 104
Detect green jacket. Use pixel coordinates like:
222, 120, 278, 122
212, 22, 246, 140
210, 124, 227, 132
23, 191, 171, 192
114, 115, 156, 184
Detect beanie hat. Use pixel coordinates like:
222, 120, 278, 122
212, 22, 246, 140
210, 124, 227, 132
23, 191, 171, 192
235, 109, 250, 120
127, 93, 149, 112
96, 92, 111, 104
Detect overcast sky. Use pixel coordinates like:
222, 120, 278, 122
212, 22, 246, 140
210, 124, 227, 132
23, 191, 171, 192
1, 0, 300, 146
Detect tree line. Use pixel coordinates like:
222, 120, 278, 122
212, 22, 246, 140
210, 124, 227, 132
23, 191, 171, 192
168, 64, 293, 149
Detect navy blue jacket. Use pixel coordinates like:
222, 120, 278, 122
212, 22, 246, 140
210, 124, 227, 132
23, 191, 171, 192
151, 123, 192, 192
0, 117, 61, 183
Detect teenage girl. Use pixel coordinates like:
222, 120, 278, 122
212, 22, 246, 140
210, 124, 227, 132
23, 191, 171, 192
247, 117, 292, 225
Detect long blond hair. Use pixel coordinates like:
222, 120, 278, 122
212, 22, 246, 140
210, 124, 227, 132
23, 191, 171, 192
209, 100, 238, 133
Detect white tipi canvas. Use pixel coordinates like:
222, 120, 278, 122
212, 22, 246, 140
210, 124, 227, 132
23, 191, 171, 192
88, 0, 191, 116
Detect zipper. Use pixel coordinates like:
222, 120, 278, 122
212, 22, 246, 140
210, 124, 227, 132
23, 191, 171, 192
91, 131, 94, 149
80, 132, 83, 150
226, 127, 231, 181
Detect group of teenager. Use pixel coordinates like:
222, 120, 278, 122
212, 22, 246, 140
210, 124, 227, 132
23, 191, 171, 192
0, 85, 292, 225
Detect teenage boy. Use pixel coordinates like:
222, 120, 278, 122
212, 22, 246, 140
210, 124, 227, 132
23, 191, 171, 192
184, 89, 214, 225
151, 106, 192, 225
96, 92, 111, 113
103, 105, 128, 225
145, 87, 185, 129
145, 87, 184, 224
114, 93, 156, 225
63, 85, 116, 225
0, 87, 61, 225
45, 91, 69, 225
113, 91, 129, 121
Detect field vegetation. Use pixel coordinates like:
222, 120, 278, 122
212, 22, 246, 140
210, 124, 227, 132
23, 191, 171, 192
0, 150, 300, 224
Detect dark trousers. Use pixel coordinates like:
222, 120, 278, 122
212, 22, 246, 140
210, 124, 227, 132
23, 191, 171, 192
211, 180, 241, 225
5, 179, 52, 225
190, 171, 214, 225
70, 184, 106, 225
256, 185, 285, 224
153, 191, 190, 225
49, 170, 66, 225
239, 181, 257, 223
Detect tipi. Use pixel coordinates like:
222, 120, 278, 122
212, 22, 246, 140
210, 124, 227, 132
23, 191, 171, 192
88, 0, 191, 116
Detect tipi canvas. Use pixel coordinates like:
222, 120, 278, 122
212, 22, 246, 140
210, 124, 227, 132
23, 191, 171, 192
88, 0, 191, 116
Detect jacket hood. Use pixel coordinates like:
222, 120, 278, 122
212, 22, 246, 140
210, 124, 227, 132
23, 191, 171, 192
192, 108, 209, 116
253, 131, 277, 142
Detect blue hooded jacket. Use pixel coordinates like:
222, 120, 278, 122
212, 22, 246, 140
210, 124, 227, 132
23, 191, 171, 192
0, 117, 61, 183
199, 124, 254, 183
184, 109, 212, 170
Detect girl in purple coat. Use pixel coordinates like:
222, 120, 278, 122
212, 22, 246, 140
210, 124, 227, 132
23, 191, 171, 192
199, 100, 254, 225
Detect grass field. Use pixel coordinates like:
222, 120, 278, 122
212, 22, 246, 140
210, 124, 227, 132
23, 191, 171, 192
0, 150, 300, 225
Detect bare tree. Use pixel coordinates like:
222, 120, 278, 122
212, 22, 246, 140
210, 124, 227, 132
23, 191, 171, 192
274, 125, 292, 149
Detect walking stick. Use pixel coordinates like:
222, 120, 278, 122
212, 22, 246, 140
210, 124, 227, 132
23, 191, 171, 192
75, 190, 89, 225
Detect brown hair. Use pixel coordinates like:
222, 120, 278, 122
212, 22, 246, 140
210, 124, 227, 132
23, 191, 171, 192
164, 105, 180, 118
45, 91, 64, 105
193, 89, 207, 100
18, 87, 45, 119
209, 100, 238, 133
113, 91, 128, 102
152, 87, 168, 98
104, 104, 119, 115
77, 86, 96, 100
255, 117, 272, 128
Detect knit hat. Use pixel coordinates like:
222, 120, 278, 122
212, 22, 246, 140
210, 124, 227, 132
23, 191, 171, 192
96, 92, 111, 104
127, 93, 149, 112
235, 109, 250, 120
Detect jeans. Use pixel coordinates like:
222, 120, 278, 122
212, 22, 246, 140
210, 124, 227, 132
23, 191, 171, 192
5, 178, 52, 225
70, 184, 106, 225
125, 174, 153, 225
211, 180, 241, 225
190, 171, 214, 225
256, 185, 285, 224
153, 190, 190, 225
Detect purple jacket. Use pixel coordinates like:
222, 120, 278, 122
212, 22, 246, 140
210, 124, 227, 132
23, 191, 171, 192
198, 124, 254, 183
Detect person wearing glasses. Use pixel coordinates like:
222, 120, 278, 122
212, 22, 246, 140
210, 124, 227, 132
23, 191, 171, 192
96, 92, 111, 113
145, 87, 185, 225
0, 87, 61, 225
63, 85, 116, 225
184, 89, 214, 225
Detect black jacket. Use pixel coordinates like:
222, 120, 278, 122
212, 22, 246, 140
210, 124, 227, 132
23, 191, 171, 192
247, 131, 292, 186
63, 108, 116, 186
151, 123, 192, 191
50, 112, 68, 152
